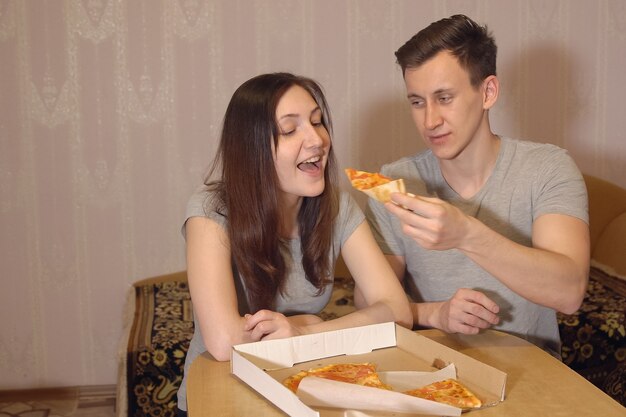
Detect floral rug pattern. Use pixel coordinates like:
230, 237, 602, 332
557, 265, 626, 405
126, 281, 193, 417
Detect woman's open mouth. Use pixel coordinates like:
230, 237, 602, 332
297, 155, 322, 173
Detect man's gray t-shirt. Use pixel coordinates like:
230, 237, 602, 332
177, 189, 364, 410
366, 138, 588, 354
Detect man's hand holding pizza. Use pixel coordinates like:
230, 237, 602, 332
346, 169, 501, 335
384, 192, 473, 251
383, 192, 501, 334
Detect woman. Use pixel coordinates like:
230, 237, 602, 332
177, 73, 412, 413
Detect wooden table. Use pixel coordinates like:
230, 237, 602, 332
187, 329, 624, 416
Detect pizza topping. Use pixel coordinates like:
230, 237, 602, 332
344, 168, 406, 203
283, 363, 391, 393
344, 168, 392, 190
404, 378, 482, 410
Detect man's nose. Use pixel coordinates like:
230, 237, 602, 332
424, 104, 442, 130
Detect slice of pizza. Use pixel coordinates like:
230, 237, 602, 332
283, 362, 392, 393
344, 168, 406, 203
403, 378, 482, 410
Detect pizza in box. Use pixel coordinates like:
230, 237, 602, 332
283, 362, 482, 411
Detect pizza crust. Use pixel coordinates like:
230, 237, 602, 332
361, 179, 406, 203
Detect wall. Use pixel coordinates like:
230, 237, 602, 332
1, 0, 625, 389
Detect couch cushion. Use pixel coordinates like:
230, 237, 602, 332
125, 280, 194, 417
592, 213, 626, 277
557, 264, 626, 406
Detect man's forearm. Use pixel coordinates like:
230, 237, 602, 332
458, 215, 589, 313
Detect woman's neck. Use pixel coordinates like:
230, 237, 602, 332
278, 193, 302, 239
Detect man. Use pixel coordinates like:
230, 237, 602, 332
363, 14, 590, 356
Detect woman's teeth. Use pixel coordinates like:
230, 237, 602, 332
298, 156, 321, 171
302, 156, 320, 164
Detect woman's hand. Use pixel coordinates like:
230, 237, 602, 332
244, 310, 322, 340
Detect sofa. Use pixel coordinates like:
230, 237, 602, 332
117, 174, 626, 417
555, 174, 626, 403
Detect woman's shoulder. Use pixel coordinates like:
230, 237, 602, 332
335, 190, 365, 231
185, 185, 226, 222
337, 189, 359, 211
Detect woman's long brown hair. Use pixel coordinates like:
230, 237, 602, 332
204, 73, 339, 311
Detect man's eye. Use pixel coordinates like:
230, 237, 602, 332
410, 100, 424, 107
439, 96, 452, 103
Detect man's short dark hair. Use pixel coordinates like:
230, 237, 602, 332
395, 14, 497, 87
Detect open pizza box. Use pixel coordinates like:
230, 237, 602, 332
230, 322, 507, 417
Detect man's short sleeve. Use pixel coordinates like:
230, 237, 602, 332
532, 148, 588, 224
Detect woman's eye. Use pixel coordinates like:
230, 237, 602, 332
279, 126, 296, 136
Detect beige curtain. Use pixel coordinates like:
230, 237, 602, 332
1, 0, 625, 389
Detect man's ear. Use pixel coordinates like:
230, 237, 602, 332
482, 75, 499, 110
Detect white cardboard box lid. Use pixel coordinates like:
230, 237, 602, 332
233, 322, 397, 369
